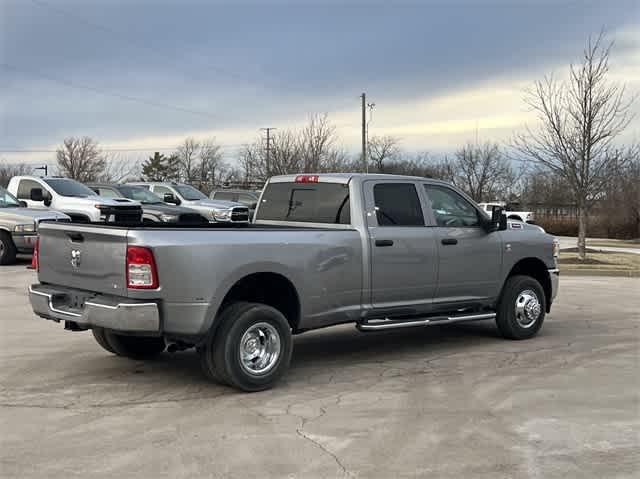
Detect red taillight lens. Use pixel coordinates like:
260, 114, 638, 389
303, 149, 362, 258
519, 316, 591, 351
295, 175, 319, 183
126, 246, 158, 289
31, 237, 39, 271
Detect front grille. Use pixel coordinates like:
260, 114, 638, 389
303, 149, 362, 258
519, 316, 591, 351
103, 205, 143, 223
230, 207, 250, 223
179, 213, 208, 224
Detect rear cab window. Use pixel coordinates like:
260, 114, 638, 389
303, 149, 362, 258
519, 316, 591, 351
373, 183, 424, 226
256, 180, 351, 225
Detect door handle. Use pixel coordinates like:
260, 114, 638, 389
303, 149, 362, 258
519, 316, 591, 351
375, 239, 394, 247
441, 238, 458, 245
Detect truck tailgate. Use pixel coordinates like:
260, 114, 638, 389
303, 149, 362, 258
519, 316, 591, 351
37, 223, 129, 296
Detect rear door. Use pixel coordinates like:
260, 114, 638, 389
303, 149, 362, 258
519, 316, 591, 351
38, 223, 129, 296
422, 184, 502, 305
364, 181, 438, 314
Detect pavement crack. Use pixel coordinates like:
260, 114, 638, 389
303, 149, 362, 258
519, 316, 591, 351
296, 426, 353, 478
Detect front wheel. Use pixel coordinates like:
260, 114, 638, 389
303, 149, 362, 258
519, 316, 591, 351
496, 275, 546, 340
0, 231, 17, 265
199, 302, 293, 391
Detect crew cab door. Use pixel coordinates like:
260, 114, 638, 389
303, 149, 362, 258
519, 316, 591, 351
422, 184, 502, 306
365, 181, 438, 314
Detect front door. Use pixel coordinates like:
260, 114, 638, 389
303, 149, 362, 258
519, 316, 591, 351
422, 184, 502, 306
365, 181, 438, 315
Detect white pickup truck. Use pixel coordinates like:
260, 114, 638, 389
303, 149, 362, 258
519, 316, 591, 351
478, 202, 534, 223
8, 176, 142, 223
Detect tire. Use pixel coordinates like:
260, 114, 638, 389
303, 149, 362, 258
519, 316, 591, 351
103, 330, 166, 359
92, 327, 116, 354
200, 302, 293, 392
496, 275, 546, 340
0, 231, 17, 265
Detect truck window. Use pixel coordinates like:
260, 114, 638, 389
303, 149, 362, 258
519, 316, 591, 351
214, 191, 236, 201
153, 185, 173, 196
97, 188, 121, 198
256, 182, 350, 224
17, 179, 43, 199
424, 185, 480, 227
373, 183, 424, 226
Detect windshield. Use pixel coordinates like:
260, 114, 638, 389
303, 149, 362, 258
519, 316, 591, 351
174, 185, 207, 200
0, 187, 22, 207
117, 186, 164, 204
43, 178, 96, 197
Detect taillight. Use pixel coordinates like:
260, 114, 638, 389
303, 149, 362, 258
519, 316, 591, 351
31, 237, 39, 271
295, 175, 319, 183
126, 246, 158, 289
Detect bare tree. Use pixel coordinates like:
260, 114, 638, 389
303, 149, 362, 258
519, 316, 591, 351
176, 138, 199, 183
0, 161, 32, 188
196, 140, 225, 194
450, 142, 515, 202
368, 135, 400, 173
300, 113, 337, 173
55, 136, 106, 182
514, 31, 636, 259
100, 153, 142, 183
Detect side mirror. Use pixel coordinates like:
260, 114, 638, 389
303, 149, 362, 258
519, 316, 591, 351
488, 206, 507, 232
19, 200, 27, 207
164, 193, 180, 205
30, 188, 44, 202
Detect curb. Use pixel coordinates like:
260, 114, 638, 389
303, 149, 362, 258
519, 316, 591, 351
559, 269, 640, 278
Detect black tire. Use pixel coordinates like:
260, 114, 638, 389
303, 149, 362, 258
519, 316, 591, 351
496, 275, 546, 340
92, 327, 116, 354
0, 231, 17, 266
200, 301, 293, 392
103, 330, 166, 359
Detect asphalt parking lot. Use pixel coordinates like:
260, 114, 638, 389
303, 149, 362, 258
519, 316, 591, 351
1, 259, 639, 479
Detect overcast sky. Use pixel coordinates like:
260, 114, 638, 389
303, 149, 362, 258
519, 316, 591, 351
1, 0, 639, 167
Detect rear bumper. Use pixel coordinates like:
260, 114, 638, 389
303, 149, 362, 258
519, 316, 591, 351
29, 284, 160, 334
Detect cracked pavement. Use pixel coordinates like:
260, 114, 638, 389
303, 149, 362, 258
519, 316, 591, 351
1, 260, 639, 478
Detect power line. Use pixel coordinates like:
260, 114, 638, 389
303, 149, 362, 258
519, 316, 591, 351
2, 63, 221, 120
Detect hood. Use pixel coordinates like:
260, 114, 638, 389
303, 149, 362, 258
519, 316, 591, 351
0, 207, 70, 222
82, 195, 141, 206
141, 203, 204, 215
188, 198, 245, 209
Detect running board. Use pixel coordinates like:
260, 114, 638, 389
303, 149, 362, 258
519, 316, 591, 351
356, 312, 496, 331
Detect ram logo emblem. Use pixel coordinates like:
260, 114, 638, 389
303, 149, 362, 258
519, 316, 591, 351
70, 249, 82, 269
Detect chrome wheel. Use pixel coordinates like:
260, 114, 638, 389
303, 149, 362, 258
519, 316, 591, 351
239, 322, 281, 376
515, 289, 541, 328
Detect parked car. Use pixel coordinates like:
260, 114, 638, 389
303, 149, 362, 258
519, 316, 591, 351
87, 183, 208, 224
29, 173, 559, 391
210, 189, 259, 219
0, 186, 70, 265
128, 182, 249, 223
478, 202, 534, 223
7, 176, 142, 223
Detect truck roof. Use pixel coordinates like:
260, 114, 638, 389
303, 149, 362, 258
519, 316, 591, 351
268, 173, 451, 185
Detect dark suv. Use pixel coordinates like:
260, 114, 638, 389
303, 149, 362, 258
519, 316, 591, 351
87, 184, 207, 224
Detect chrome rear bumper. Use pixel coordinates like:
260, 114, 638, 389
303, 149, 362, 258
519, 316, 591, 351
29, 284, 160, 334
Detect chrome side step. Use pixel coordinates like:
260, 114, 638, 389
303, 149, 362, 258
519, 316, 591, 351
356, 312, 496, 331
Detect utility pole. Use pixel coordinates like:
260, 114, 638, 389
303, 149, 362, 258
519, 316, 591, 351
260, 127, 276, 176
361, 93, 367, 173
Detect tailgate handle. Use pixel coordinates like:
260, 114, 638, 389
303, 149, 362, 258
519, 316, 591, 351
67, 232, 84, 243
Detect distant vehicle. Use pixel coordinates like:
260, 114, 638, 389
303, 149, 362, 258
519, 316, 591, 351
210, 189, 259, 219
127, 182, 249, 223
0, 186, 69, 265
30, 173, 558, 391
478, 202, 534, 223
7, 176, 142, 223
87, 183, 208, 224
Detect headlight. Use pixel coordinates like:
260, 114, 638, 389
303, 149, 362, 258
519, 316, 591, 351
552, 238, 560, 258
160, 214, 179, 222
212, 209, 232, 221
14, 223, 36, 233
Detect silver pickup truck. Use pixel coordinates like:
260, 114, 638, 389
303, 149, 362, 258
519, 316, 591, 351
29, 173, 559, 391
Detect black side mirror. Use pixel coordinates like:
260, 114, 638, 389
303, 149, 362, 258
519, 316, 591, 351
488, 206, 507, 232
30, 188, 44, 202
19, 200, 27, 207
164, 193, 180, 205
